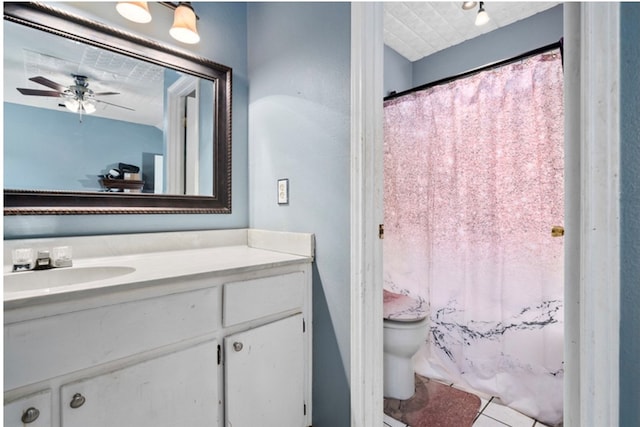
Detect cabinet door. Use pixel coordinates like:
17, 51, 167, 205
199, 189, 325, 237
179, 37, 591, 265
4, 389, 51, 427
225, 314, 305, 427
61, 340, 219, 427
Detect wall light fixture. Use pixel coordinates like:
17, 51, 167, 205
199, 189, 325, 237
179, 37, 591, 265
475, 2, 490, 26
116, 1, 152, 24
116, 1, 200, 44
461, 2, 478, 11
169, 2, 200, 44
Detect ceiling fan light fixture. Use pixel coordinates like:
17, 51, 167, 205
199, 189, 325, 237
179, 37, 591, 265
64, 98, 79, 113
64, 98, 96, 115
170, 2, 200, 44
82, 100, 97, 115
116, 1, 152, 24
462, 1, 478, 10
475, 2, 490, 26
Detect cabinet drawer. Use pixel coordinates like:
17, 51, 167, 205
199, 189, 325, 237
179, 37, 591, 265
5, 287, 219, 391
4, 389, 52, 427
223, 272, 304, 326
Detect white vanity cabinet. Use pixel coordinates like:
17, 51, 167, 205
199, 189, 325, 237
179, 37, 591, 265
60, 340, 219, 427
4, 238, 313, 427
4, 389, 52, 427
225, 314, 305, 426
222, 271, 310, 426
4, 287, 222, 427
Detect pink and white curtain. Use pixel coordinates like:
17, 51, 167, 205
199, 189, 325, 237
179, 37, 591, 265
383, 49, 564, 425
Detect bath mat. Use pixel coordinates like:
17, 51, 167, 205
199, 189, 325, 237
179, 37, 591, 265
384, 374, 481, 427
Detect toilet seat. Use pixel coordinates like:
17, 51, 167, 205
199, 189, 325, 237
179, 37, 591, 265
383, 290, 429, 400
383, 289, 428, 322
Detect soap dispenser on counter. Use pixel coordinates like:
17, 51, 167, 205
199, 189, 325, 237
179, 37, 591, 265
34, 249, 52, 270
11, 248, 34, 271
52, 246, 73, 268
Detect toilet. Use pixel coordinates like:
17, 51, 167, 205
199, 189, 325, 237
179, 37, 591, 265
383, 289, 429, 400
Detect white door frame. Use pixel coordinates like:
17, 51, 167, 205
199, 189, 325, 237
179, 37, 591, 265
185, 96, 200, 195
349, 3, 620, 427
563, 3, 621, 426
350, 3, 384, 427
166, 75, 199, 194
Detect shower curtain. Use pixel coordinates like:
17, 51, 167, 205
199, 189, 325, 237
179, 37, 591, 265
383, 49, 564, 425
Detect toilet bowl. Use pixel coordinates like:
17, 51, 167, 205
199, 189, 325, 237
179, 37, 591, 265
383, 290, 428, 400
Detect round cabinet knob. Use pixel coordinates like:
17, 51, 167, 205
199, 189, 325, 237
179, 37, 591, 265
233, 342, 243, 352
21, 407, 40, 423
70, 393, 86, 409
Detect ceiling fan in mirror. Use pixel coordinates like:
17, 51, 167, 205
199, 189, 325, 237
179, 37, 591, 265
16, 74, 134, 120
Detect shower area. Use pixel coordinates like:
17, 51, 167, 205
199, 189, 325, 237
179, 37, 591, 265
383, 46, 564, 425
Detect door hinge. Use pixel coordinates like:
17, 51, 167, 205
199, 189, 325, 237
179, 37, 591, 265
303, 318, 306, 333
379, 224, 384, 239
304, 403, 307, 416
217, 344, 221, 365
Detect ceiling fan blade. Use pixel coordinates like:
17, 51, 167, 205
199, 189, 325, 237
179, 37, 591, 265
93, 91, 121, 96
95, 99, 135, 111
29, 76, 67, 92
17, 88, 63, 97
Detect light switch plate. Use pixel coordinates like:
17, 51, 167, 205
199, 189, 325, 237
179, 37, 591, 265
277, 179, 289, 204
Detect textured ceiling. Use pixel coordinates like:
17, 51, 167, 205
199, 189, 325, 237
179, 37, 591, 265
4, 18, 164, 127
384, 2, 560, 62
5, 2, 561, 123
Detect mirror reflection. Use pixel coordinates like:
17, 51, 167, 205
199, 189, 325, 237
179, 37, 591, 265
4, 19, 214, 196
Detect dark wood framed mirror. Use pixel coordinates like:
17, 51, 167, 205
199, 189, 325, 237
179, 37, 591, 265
3, 2, 232, 215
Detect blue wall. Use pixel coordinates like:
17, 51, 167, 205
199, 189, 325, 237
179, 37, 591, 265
4, 1, 249, 238
4, 103, 162, 191
384, 5, 563, 95
247, 3, 351, 426
384, 45, 412, 97
620, 3, 640, 426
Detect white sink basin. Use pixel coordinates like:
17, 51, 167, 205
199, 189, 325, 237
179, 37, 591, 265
4, 266, 136, 292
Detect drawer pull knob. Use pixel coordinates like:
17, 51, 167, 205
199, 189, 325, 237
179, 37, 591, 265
21, 407, 40, 423
233, 342, 243, 352
70, 393, 86, 409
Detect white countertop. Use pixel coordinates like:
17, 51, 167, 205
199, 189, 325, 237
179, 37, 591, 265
5, 245, 310, 306
4, 229, 314, 311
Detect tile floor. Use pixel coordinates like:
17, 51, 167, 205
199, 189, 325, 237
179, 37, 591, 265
384, 381, 553, 427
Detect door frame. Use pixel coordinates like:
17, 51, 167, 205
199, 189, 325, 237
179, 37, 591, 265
166, 75, 199, 194
349, 3, 621, 427
350, 3, 384, 426
563, 3, 621, 426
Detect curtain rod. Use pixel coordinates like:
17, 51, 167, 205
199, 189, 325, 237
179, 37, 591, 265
384, 40, 563, 102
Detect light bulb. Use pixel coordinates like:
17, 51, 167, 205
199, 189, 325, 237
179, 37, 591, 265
64, 98, 79, 112
82, 100, 97, 114
462, 2, 478, 10
116, 2, 152, 24
475, 3, 490, 26
170, 3, 200, 44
